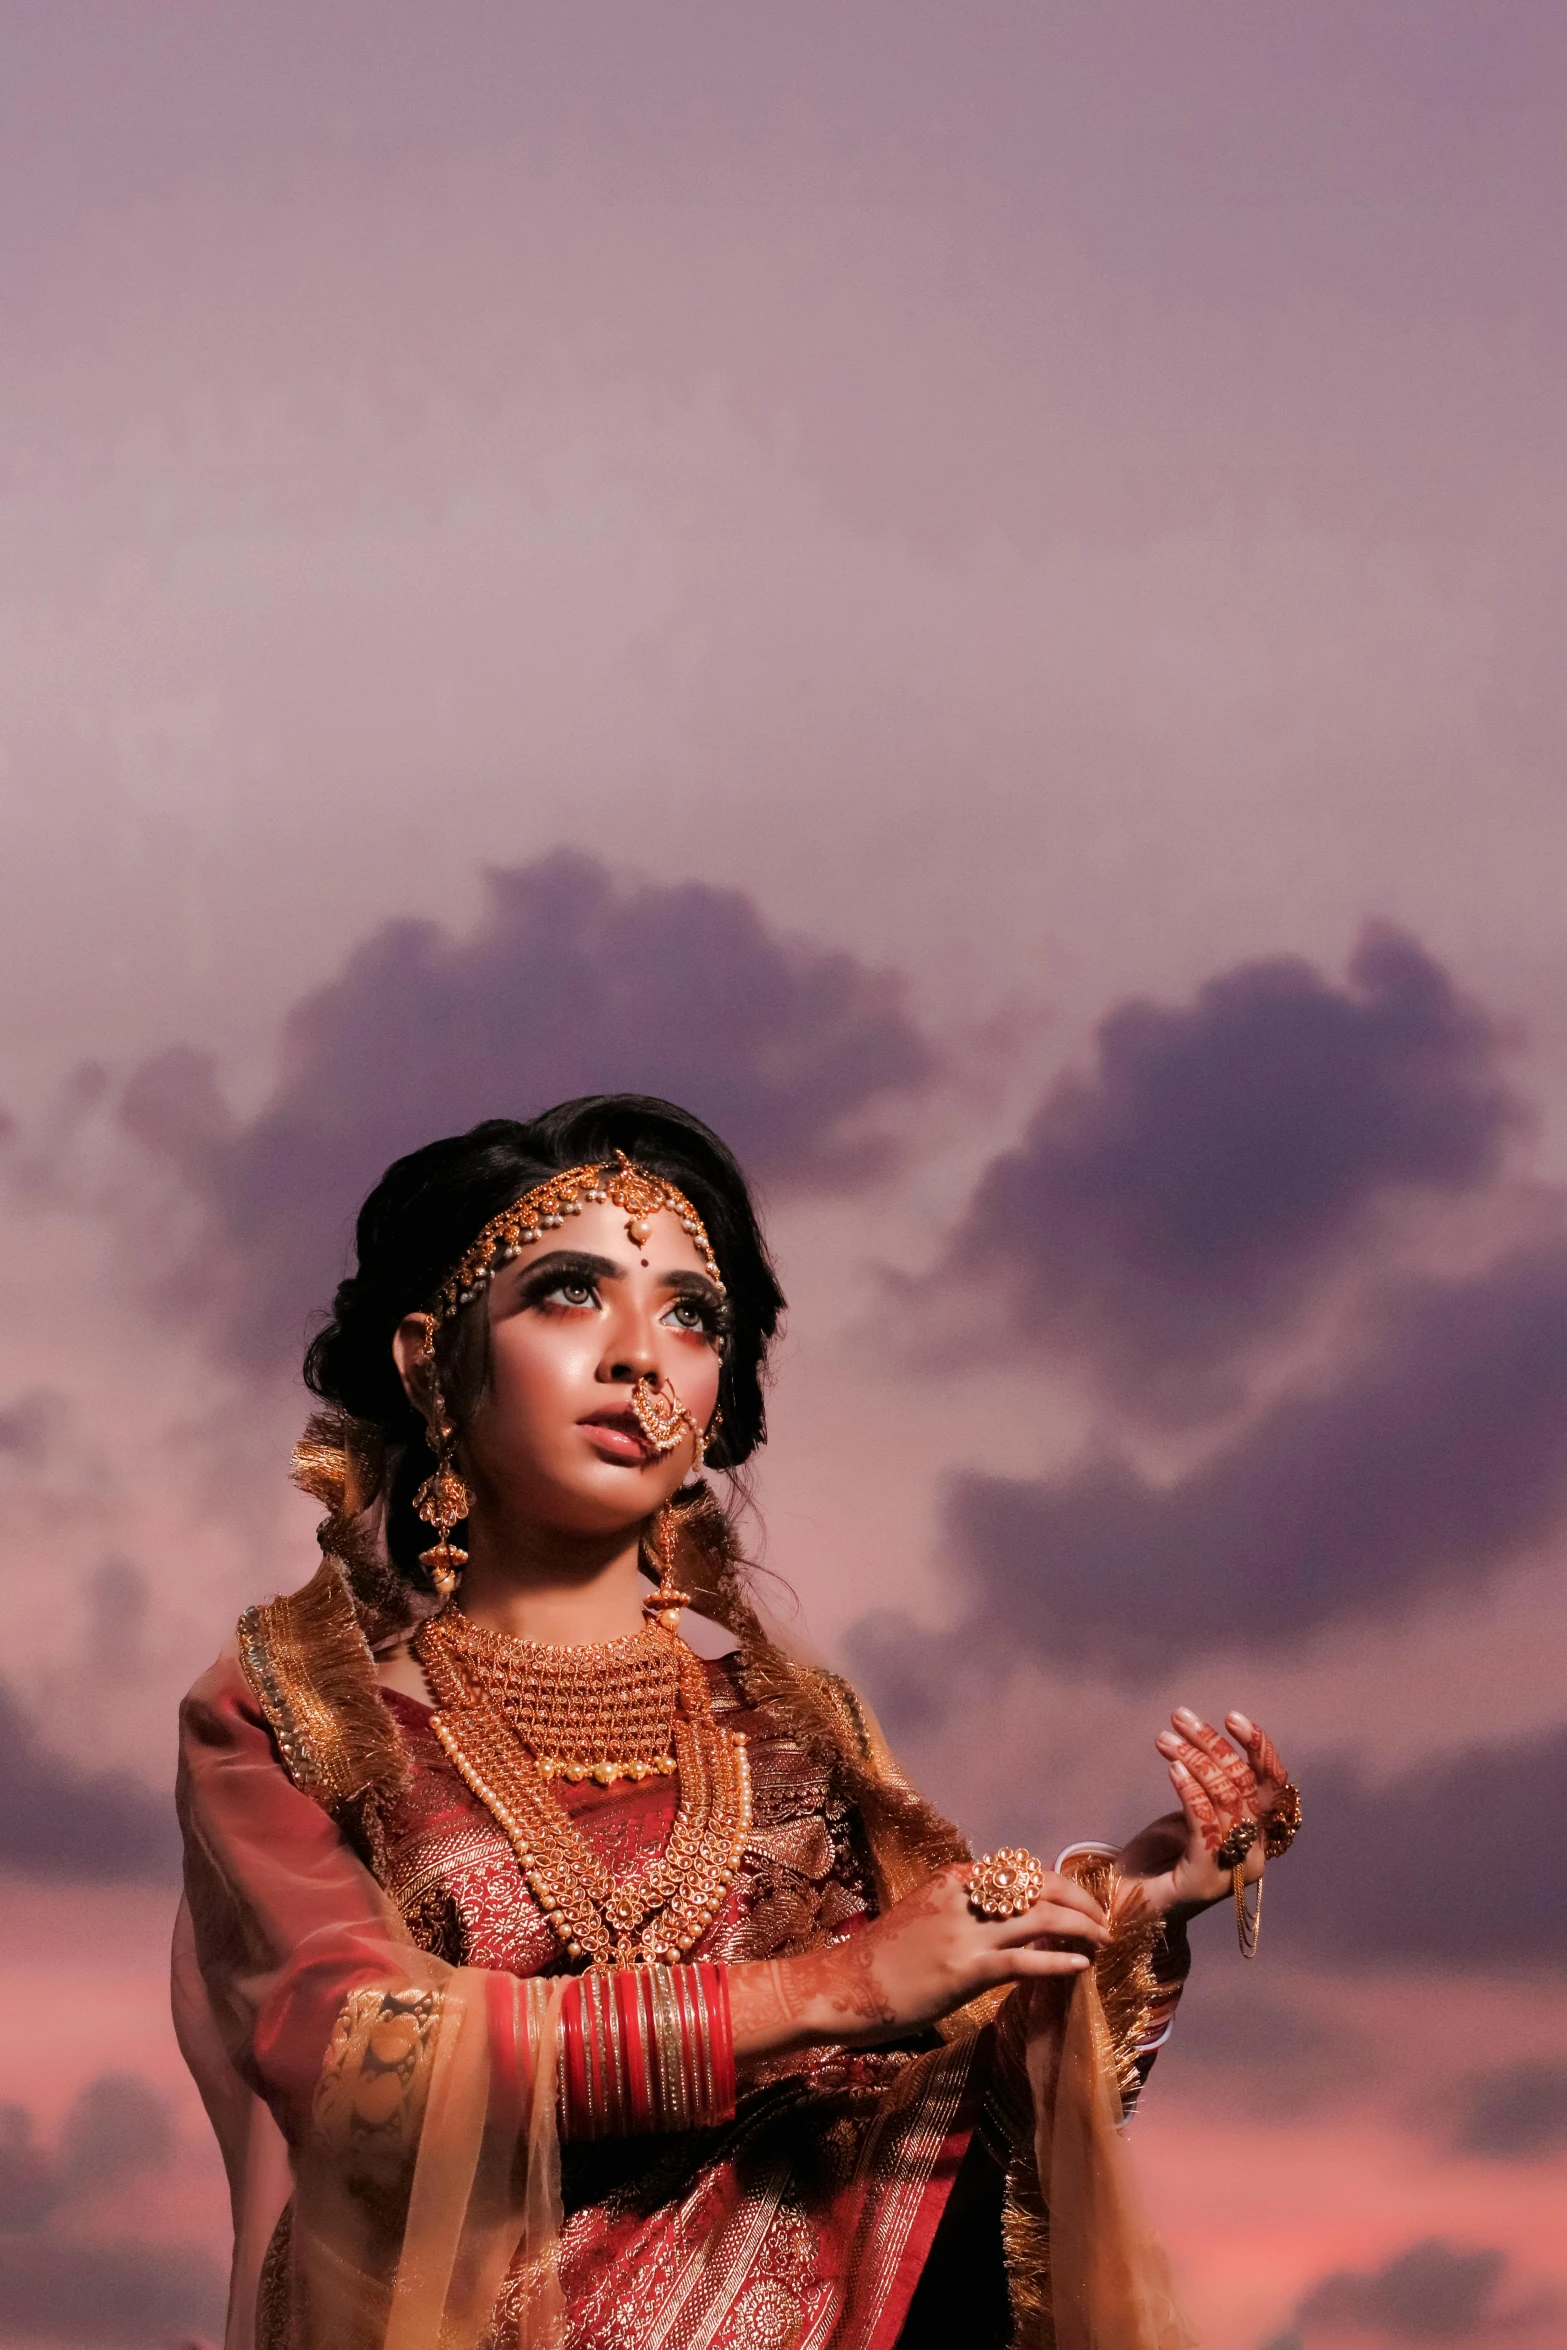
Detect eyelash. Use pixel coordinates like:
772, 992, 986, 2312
526, 1272, 727, 1343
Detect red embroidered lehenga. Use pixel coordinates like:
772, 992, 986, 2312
175, 1505, 1190, 2350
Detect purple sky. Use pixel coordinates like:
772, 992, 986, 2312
2, 10, 1565, 2347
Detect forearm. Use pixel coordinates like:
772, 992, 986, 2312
727, 1947, 892, 2063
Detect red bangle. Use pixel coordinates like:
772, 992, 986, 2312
558, 1963, 736, 2139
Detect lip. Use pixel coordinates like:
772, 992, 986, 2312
578, 1408, 658, 1465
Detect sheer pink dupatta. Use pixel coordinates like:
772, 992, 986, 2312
175, 1653, 568, 2350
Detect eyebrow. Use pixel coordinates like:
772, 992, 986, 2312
514, 1250, 723, 1298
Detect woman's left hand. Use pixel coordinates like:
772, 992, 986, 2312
1118, 1708, 1293, 1923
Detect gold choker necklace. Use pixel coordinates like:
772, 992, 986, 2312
414, 1607, 752, 1967
419, 1610, 680, 1784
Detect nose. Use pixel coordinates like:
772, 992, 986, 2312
600, 1296, 661, 1387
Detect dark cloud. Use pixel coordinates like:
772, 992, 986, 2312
1450, 2062, 1567, 2160
0, 2075, 177, 2232
847, 1617, 1567, 1970
0, 2236, 225, 2346
938, 928, 1516, 1403
122, 851, 937, 1369
59, 2074, 178, 2192
1297, 2240, 1515, 2340
1135, 1973, 1370, 2122
0, 1683, 179, 1882
0, 1389, 61, 1464
1279, 1727, 1567, 1968
943, 1243, 1567, 1679
0, 2077, 219, 2347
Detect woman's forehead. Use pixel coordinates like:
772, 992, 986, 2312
526, 1195, 715, 1277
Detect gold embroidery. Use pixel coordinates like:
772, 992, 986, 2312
313, 1986, 441, 2177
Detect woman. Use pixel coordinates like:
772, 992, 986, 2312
174, 1095, 1299, 2350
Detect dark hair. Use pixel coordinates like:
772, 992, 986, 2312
304, 1095, 786, 1588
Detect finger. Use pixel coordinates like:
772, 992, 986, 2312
986, 1947, 1093, 1982
1157, 1731, 1247, 1817
1038, 1873, 1110, 1928
1171, 1710, 1259, 1810
992, 1900, 1111, 1950
1167, 1757, 1224, 1854
1227, 1711, 1288, 1791
1160, 1730, 1255, 1821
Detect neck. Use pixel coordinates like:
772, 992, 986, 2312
454, 1508, 651, 1645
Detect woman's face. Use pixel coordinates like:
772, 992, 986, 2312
400, 1199, 728, 1539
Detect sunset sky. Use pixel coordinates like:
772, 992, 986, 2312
2, 7, 1565, 2346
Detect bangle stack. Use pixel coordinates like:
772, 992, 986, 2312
558, 1962, 735, 2140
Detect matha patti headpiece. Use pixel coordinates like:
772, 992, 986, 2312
427, 1150, 725, 1325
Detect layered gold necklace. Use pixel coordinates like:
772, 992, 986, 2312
416, 1605, 751, 1967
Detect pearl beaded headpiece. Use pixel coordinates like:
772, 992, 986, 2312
427, 1151, 725, 1323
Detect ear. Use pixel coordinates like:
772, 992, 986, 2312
392, 1314, 439, 1420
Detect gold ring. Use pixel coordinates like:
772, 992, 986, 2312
1215, 1819, 1258, 1870
967, 1847, 1047, 1921
1263, 1782, 1302, 1858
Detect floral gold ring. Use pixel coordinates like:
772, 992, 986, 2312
967, 1847, 1047, 1921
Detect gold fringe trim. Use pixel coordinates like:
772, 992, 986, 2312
1058, 1853, 1161, 2108
1002, 2157, 1055, 2350
238, 1556, 410, 1815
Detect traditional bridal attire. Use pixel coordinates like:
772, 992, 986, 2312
175, 1528, 1192, 2350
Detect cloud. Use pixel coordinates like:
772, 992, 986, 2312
0, 2075, 220, 2349
1262, 1726, 1567, 1969
942, 1243, 1567, 1680
1297, 2240, 1515, 2340
1451, 2062, 1567, 2160
121, 851, 937, 1370
0, 2075, 177, 2232
934, 929, 1516, 1405
845, 1621, 1567, 1969
0, 2236, 225, 2347
0, 1683, 179, 1882
0, 1390, 60, 1464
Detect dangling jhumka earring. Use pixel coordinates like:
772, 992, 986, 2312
408, 1312, 471, 1600
641, 1498, 695, 1632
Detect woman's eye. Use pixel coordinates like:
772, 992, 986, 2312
548, 1279, 598, 1308
663, 1298, 713, 1333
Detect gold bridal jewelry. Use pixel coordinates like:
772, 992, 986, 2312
415, 1514, 751, 1966
426, 1150, 725, 1326
631, 1375, 708, 1469
1263, 1781, 1302, 1857
407, 1312, 471, 1600
1214, 1818, 1258, 1871
967, 1847, 1047, 1920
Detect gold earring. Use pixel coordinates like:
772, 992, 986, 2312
642, 1502, 693, 1632
408, 1316, 470, 1599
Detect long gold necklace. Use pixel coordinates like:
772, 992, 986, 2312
415, 1606, 752, 1967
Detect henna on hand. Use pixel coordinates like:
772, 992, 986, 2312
1170, 1710, 1259, 1814
727, 1862, 1102, 2063
1227, 1712, 1289, 1807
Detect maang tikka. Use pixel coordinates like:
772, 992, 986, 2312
408, 1312, 471, 1599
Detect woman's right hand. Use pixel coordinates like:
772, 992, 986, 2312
727, 1862, 1109, 2060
